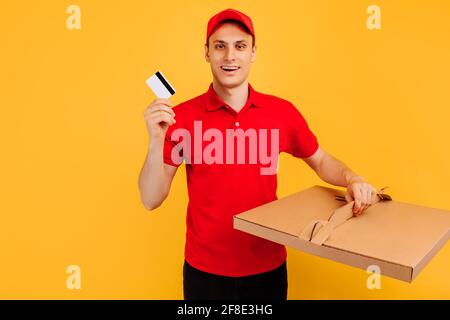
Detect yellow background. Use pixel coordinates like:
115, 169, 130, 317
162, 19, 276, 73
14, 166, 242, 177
1, 0, 449, 299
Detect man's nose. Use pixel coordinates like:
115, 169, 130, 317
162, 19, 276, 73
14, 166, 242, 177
224, 47, 236, 61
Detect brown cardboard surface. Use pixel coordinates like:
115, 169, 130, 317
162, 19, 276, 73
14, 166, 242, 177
233, 185, 450, 282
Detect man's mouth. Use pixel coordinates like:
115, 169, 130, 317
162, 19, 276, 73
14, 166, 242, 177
220, 66, 240, 72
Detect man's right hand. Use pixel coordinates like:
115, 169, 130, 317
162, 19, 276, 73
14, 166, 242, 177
140, 98, 178, 211
143, 98, 176, 141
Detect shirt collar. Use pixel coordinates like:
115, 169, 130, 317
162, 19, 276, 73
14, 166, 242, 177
204, 83, 264, 112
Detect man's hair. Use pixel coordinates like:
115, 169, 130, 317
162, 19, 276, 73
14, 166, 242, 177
206, 19, 255, 48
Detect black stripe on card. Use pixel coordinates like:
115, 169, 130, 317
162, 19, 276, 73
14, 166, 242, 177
155, 71, 175, 95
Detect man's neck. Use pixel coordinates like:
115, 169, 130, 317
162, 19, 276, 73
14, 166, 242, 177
212, 80, 249, 113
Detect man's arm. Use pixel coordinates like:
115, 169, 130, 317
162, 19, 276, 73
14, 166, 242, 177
138, 140, 178, 211
139, 98, 177, 211
303, 146, 377, 215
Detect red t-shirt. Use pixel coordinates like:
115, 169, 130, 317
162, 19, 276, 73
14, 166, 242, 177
163, 83, 319, 277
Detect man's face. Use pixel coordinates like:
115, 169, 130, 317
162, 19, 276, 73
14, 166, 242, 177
205, 22, 256, 89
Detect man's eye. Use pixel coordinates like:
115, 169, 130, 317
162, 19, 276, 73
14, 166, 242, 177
237, 45, 246, 50
215, 44, 224, 49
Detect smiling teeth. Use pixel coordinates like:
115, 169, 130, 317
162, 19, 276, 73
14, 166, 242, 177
222, 66, 239, 70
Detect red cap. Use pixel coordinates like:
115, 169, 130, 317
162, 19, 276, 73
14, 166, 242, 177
206, 8, 255, 44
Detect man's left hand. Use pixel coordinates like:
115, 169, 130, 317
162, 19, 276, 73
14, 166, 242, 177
345, 177, 377, 216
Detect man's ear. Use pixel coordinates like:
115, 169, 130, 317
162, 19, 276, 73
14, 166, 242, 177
250, 45, 257, 63
204, 44, 210, 63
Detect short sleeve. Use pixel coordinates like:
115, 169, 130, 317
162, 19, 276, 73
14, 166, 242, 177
283, 103, 319, 158
163, 114, 183, 167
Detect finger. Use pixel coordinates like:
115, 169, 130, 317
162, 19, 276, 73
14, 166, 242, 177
359, 188, 369, 215
145, 114, 175, 127
366, 188, 373, 206
365, 186, 375, 209
358, 188, 369, 213
157, 114, 175, 126
146, 110, 176, 124
357, 186, 375, 216
352, 187, 363, 214
144, 105, 175, 117
345, 193, 353, 203
364, 186, 372, 209
143, 102, 174, 117
152, 98, 173, 107
145, 110, 176, 123
367, 187, 375, 203
150, 112, 175, 125
149, 112, 175, 125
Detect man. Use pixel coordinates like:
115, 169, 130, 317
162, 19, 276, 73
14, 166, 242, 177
139, 8, 377, 300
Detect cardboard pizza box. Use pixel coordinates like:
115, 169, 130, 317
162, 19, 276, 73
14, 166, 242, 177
233, 185, 450, 282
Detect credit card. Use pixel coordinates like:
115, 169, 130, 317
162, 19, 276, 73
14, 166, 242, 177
146, 71, 176, 99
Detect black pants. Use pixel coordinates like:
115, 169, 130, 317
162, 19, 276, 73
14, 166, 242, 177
183, 260, 288, 300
